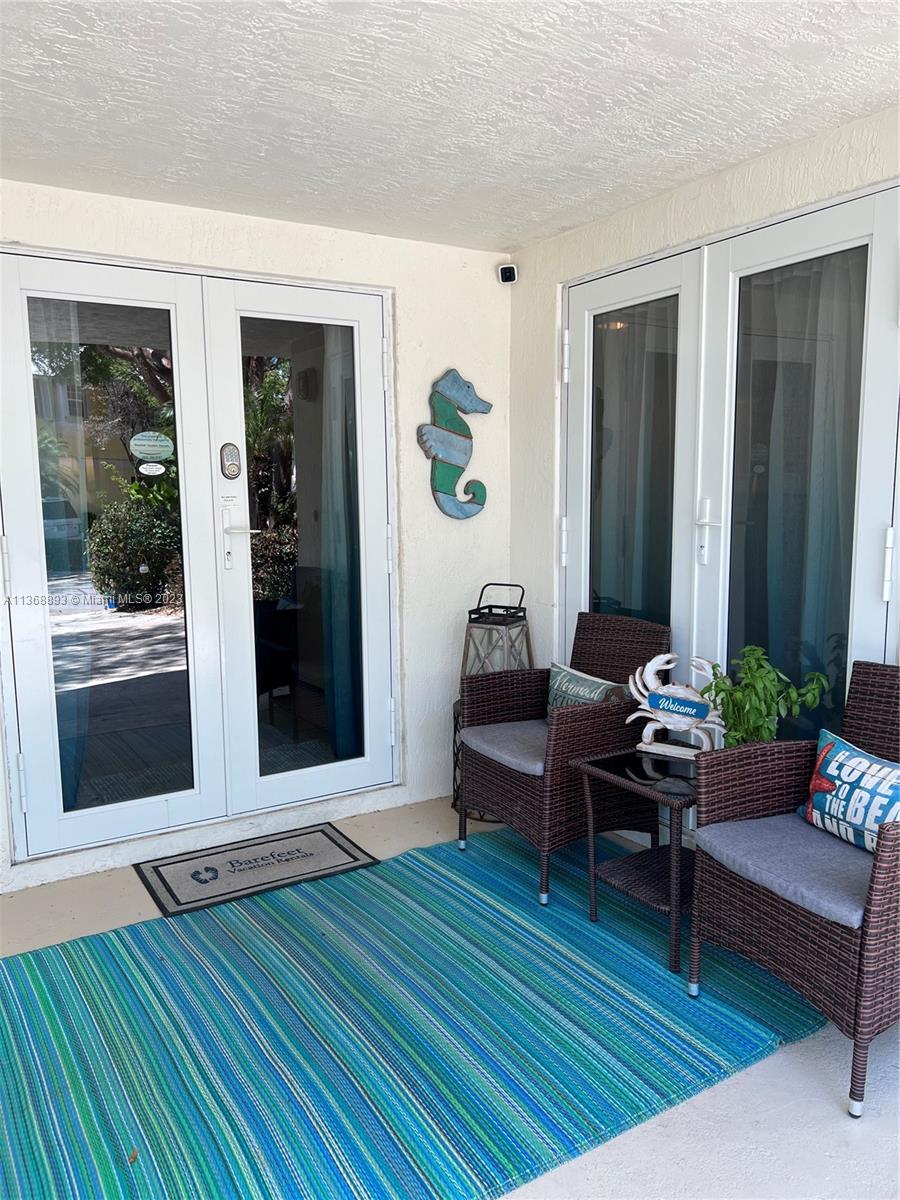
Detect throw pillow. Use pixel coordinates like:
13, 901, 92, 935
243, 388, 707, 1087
547, 662, 629, 715
803, 728, 900, 852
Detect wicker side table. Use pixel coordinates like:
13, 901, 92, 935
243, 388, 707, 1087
573, 751, 697, 973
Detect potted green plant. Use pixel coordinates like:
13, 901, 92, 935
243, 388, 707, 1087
701, 645, 828, 747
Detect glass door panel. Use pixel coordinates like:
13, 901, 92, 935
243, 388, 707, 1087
728, 246, 868, 734
590, 295, 678, 626
205, 278, 393, 813
239, 316, 364, 777
1, 256, 226, 856
28, 297, 195, 809
564, 251, 701, 663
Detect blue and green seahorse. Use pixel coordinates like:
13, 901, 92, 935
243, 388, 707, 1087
417, 369, 492, 519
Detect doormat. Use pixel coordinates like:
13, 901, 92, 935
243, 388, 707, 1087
134, 823, 377, 916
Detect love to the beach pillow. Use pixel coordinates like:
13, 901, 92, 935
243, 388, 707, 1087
804, 729, 900, 852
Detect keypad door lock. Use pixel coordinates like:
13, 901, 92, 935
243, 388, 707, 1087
220, 442, 241, 479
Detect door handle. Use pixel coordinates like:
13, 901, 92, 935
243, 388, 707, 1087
695, 498, 721, 566
695, 497, 722, 527
221, 508, 260, 570
884, 527, 895, 604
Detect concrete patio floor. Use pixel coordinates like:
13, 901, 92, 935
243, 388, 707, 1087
1, 797, 897, 1200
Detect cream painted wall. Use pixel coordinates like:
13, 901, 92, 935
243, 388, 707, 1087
0, 182, 511, 890
509, 106, 900, 662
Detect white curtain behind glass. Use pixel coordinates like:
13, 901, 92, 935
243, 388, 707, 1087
589, 296, 677, 626
730, 246, 867, 733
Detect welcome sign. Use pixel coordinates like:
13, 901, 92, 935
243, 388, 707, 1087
627, 652, 725, 758
648, 693, 710, 722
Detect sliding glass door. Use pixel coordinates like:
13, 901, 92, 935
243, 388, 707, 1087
1, 259, 394, 858
565, 190, 899, 720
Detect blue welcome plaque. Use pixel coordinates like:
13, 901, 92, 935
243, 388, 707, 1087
648, 692, 710, 722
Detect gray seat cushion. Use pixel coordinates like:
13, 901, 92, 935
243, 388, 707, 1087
459, 719, 548, 776
696, 813, 873, 929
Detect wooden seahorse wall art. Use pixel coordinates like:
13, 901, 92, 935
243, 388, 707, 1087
417, 369, 493, 519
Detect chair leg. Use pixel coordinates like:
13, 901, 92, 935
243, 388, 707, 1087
458, 796, 467, 850
688, 919, 701, 997
539, 853, 550, 906
849, 1040, 869, 1118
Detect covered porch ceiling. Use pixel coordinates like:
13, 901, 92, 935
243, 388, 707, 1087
0, 1, 896, 252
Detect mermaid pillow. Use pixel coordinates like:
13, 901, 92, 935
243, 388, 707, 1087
803, 729, 900, 852
547, 663, 629, 715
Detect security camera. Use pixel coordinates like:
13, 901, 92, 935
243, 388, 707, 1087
497, 264, 518, 284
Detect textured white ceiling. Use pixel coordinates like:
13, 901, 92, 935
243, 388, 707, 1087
1, 1, 896, 251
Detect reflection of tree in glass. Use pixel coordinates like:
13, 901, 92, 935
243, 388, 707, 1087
81, 344, 174, 475
77, 345, 184, 607
244, 357, 298, 603
243, 357, 294, 529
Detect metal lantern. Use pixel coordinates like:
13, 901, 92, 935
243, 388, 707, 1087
461, 583, 534, 676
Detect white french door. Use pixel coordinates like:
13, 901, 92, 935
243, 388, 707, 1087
1, 255, 393, 858
1, 256, 226, 855
564, 189, 899, 725
695, 191, 899, 693
563, 249, 702, 665
204, 278, 393, 812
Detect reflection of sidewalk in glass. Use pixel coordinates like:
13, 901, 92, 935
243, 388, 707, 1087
49, 572, 187, 691
46, 574, 335, 810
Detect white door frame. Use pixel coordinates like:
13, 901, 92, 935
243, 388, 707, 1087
563, 250, 702, 664
204, 277, 395, 814
0, 254, 227, 857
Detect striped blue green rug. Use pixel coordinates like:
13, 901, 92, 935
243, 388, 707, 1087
1, 829, 824, 1200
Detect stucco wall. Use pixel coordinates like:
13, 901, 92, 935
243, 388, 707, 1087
0, 182, 511, 889
509, 106, 900, 663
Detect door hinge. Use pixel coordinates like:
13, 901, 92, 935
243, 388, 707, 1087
389, 697, 397, 747
16, 752, 26, 813
561, 329, 571, 385
0, 535, 10, 600
560, 515, 569, 569
883, 527, 896, 603
386, 523, 394, 575
382, 337, 390, 394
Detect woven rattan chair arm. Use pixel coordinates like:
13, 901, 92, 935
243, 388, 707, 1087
858, 821, 900, 1039
693, 740, 817, 826
459, 668, 550, 727
544, 699, 638, 788
862, 820, 900, 935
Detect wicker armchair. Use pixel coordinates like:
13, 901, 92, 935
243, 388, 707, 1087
458, 612, 670, 904
689, 660, 900, 1118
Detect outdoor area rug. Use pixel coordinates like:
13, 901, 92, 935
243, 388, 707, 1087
1, 829, 825, 1200
134, 822, 377, 915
